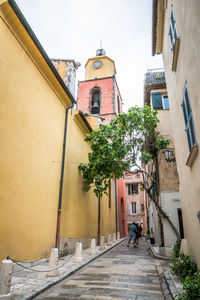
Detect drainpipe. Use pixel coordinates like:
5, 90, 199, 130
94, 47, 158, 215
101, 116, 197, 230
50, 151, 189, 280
115, 178, 118, 234
98, 195, 101, 245
56, 105, 73, 249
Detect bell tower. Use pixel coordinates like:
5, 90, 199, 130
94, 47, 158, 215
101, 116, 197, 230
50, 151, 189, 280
85, 48, 116, 81
77, 48, 127, 239
77, 48, 123, 123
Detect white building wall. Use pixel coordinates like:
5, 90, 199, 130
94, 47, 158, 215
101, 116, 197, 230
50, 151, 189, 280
161, 192, 181, 247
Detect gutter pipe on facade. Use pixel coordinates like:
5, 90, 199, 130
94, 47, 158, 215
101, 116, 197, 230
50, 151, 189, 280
56, 106, 73, 249
152, 0, 158, 56
98, 196, 101, 246
56, 109, 92, 249
115, 178, 118, 234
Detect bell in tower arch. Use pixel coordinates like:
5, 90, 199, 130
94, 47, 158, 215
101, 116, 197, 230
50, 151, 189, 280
91, 90, 100, 114
92, 101, 100, 114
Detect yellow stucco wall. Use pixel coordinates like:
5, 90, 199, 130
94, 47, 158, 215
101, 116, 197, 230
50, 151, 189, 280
85, 56, 116, 80
161, 0, 200, 266
0, 1, 117, 261
60, 111, 116, 245
0, 5, 72, 261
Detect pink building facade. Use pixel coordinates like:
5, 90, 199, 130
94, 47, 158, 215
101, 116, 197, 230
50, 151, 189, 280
77, 76, 122, 123
125, 171, 147, 235
118, 178, 128, 237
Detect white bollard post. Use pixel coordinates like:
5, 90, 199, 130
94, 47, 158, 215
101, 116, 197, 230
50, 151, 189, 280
112, 233, 116, 243
74, 242, 82, 263
46, 248, 59, 277
90, 239, 96, 255
117, 232, 120, 241
0, 259, 13, 299
107, 234, 112, 246
100, 236, 105, 250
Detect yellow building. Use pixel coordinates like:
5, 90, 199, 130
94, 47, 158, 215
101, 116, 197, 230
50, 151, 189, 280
0, 0, 116, 261
59, 110, 117, 253
152, 0, 200, 266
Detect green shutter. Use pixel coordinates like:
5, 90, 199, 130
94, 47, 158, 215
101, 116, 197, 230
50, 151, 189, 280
152, 92, 163, 109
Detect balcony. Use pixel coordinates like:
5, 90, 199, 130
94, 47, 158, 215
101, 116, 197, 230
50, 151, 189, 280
144, 69, 166, 86
144, 68, 166, 106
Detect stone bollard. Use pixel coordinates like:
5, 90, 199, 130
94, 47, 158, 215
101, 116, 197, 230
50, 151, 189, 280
46, 248, 59, 277
117, 232, 120, 241
100, 236, 105, 250
107, 234, 112, 246
74, 242, 82, 263
112, 233, 116, 243
0, 258, 13, 299
90, 238, 96, 255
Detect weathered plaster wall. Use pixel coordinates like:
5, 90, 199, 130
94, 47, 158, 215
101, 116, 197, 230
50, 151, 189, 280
162, 0, 200, 266
52, 59, 80, 97
0, 15, 67, 260
161, 192, 181, 247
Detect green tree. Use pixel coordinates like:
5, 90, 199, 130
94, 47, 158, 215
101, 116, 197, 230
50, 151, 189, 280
79, 106, 180, 241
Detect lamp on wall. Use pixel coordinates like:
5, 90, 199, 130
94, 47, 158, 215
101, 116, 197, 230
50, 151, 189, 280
163, 148, 176, 162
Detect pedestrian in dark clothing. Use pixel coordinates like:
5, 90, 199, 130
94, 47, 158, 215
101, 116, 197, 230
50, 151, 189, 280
127, 222, 137, 247
134, 223, 139, 247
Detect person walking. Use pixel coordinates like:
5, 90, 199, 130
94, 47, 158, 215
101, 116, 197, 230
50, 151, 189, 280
134, 223, 140, 247
127, 222, 137, 247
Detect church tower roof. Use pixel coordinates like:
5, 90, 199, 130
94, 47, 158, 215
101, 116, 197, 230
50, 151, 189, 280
85, 48, 116, 81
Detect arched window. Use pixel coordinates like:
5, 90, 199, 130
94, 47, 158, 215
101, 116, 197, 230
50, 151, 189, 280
91, 88, 100, 114
121, 197, 124, 213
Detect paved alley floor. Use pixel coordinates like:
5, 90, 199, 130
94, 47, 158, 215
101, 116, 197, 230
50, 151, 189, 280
36, 238, 164, 300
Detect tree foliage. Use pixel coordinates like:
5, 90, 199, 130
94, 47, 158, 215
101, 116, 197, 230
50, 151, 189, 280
79, 106, 169, 198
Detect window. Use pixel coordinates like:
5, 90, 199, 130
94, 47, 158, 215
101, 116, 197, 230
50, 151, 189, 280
169, 6, 178, 51
121, 197, 124, 213
128, 184, 138, 195
131, 202, 136, 214
181, 82, 197, 151
152, 92, 170, 110
91, 88, 100, 114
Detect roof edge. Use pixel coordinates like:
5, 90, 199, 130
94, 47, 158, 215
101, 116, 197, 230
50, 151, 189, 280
78, 111, 93, 133
7, 0, 75, 105
152, 0, 158, 56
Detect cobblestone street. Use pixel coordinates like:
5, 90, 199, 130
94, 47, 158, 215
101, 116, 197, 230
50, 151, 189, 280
36, 238, 163, 300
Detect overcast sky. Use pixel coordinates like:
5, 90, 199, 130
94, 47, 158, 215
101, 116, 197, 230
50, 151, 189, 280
16, 0, 163, 112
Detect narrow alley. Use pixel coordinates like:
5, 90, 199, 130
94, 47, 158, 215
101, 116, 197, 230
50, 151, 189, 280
36, 238, 163, 300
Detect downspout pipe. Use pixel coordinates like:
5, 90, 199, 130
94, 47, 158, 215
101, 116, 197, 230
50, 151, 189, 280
115, 178, 118, 234
98, 196, 101, 245
56, 104, 73, 249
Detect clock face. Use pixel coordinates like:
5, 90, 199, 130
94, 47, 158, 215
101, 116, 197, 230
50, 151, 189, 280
93, 60, 102, 69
